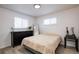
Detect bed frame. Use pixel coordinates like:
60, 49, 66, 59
23, 43, 61, 54
23, 45, 42, 54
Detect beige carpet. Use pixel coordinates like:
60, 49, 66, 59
0, 45, 78, 54
56, 45, 78, 54
0, 46, 32, 54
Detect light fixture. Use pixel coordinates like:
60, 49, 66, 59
34, 4, 41, 9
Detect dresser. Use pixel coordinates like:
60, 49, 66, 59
11, 31, 33, 47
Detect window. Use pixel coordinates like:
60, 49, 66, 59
43, 18, 57, 25
14, 17, 28, 28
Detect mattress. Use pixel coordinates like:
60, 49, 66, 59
21, 34, 61, 54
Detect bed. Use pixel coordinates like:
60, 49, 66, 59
21, 34, 61, 54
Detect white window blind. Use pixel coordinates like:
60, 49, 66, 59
14, 17, 28, 28
43, 18, 57, 25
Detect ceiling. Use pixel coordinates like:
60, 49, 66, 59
0, 4, 79, 17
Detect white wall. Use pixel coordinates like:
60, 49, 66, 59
36, 7, 79, 46
0, 8, 35, 48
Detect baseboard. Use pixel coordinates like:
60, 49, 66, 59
0, 45, 11, 50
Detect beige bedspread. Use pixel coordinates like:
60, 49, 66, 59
21, 34, 61, 54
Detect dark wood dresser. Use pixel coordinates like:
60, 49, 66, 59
11, 31, 33, 47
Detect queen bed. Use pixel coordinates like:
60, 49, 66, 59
21, 34, 61, 54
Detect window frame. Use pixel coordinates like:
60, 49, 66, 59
14, 17, 28, 28
43, 17, 57, 25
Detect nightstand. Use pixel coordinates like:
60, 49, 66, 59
64, 34, 78, 51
